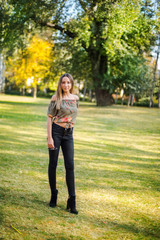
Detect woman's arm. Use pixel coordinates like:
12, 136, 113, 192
47, 116, 54, 148
47, 94, 57, 148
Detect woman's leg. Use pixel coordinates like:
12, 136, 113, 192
48, 126, 62, 195
61, 133, 75, 197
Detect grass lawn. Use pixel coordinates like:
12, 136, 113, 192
0, 94, 160, 240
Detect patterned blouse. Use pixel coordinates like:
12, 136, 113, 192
47, 99, 79, 127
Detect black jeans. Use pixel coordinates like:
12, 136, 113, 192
48, 123, 75, 197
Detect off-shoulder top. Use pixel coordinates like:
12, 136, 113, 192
47, 99, 79, 127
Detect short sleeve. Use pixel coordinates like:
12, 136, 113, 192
47, 101, 57, 118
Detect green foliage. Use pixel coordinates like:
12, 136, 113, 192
0, 0, 159, 105
141, 0, 155, 18
65, 0, 156, 94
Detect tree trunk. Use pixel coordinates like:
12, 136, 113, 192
22, 86, 25, 96
149, 94, 153, 108
83, 80, 87, 101
131, 94, 134, 106
149, 44, 160, 107
33, 85, 37, 99
95, 88, 113, 106
89, 89, 92, 102
89, 50, 114, 106
0, 53, 5, 93
121, 93, 124, 105
128, 94, 131, 106
158, 70, 160, 108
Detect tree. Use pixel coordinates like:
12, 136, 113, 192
5, 46, 29, 95
149, 0, 160, 107
1, 0, 156, 105
5, 36, 53, 98
26, 36, 54, 98
149, 43, 160, 107
104, 53, 152, 106
123, 56, 152, 106
158, 70, 160, 108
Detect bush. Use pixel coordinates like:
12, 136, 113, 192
115, 98, 158, 108
37, 91, 55, 98
134, 102, 158, 107
5, 90, 21, 95
115, 99, 128, 105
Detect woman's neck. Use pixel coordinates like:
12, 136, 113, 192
62, 92, 71, 98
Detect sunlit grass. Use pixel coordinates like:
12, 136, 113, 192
0, 94, 160, 240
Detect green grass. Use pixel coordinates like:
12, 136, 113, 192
0, 94, 160, 240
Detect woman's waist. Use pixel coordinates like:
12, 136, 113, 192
53, 121, 74, 129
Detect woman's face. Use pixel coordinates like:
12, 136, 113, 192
61, 77, 72, 93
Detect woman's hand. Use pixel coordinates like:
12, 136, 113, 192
47, 137, 54, 149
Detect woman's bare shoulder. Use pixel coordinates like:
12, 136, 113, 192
72, 94, 79, 100
51, 94, 56, 101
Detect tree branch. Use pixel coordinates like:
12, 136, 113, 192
39, 21, 76, 39
78, 0, 88, 12
38, 20, 89, 51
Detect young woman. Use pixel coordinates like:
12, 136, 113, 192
47, 73, 79, 214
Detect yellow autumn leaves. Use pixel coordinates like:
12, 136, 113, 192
5, 36, 54, 98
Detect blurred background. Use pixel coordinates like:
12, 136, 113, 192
0, 0, 160, 107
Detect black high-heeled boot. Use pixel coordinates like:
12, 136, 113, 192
49, 189, 58, 207
67, 196, 78, 214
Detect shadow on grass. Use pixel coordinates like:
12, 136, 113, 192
1, 186, 160, 240
0, 205, 4, 225
76, 139, 160, 157
0, 112, 46, 123
101, 218, 160, 239
46, 236, 84, 240
0, 186, 72, 218
0, 100, 48, 107
0, 186, 48, 209
76, 166, 160, 192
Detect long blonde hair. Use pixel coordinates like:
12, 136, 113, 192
56, 73, 74, 109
